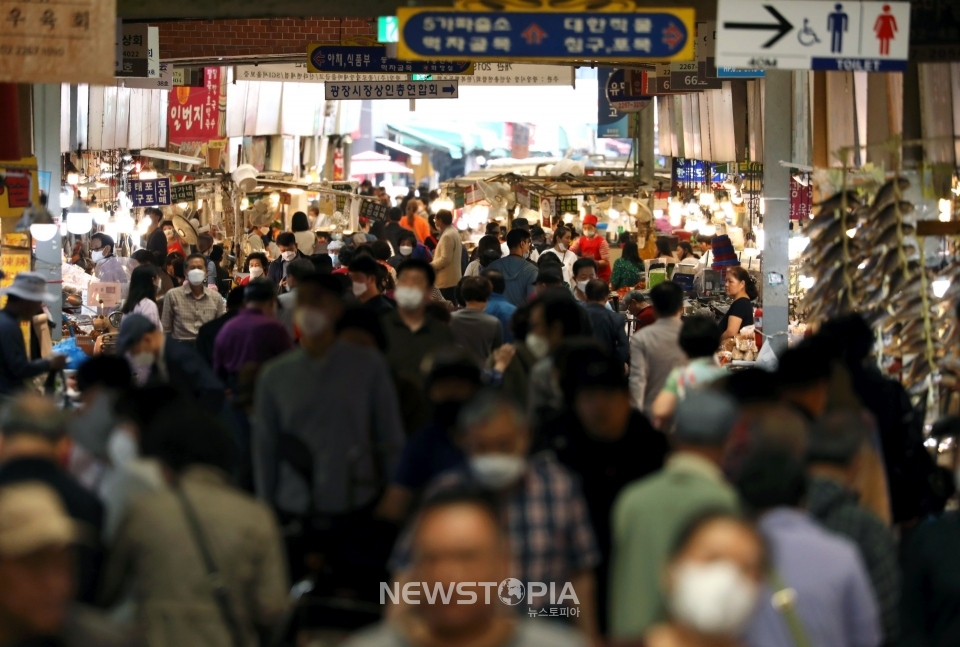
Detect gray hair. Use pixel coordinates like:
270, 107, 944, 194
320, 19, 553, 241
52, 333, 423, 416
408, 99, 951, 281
456, 391, 527, 436
806, 411, 865, 466
0, 394, 67, 443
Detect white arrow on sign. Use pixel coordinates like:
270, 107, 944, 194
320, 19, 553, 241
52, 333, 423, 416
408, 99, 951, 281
722, 5, 794, 48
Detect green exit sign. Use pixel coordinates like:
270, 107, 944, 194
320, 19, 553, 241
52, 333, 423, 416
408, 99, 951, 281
378, 16, 398, 43
411, 74, 433, 81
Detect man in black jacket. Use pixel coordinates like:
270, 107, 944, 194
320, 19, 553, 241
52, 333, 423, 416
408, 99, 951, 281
583, 279, 629, 366
267, 232, 306, 293
117, 314, 224, 413
144, 207, 168, 264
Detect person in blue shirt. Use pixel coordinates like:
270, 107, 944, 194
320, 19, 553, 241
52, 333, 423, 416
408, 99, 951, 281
480, 268, 517, 344
486, 229, 538, 307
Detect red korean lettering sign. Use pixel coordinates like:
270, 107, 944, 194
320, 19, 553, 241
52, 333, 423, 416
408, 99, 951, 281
167, 67, 223, 144
789, 176, 812, 221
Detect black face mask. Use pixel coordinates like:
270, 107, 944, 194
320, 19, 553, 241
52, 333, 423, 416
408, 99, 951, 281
432, 400, 465, 429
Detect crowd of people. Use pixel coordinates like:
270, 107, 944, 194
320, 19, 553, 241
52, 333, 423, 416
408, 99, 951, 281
0, 200, 956, 647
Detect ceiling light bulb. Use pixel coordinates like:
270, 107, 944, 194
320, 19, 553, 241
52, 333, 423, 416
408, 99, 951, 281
799, 275, 815, 290
240, 197, 250, 211
138, 170, 158, 180
759, 197, 766, 215
698, 192, 715, 206
66, 212, 92, 235
846, 227, 857, 238
933, 278, 951, 298
30, 223, 58, 242
628, 200, 639, 215
66, 172, 79, 186
270, 192, 281, 206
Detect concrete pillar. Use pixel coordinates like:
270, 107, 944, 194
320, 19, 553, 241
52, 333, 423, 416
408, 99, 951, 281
33, 84, 63, 341
762, 71, 791, 355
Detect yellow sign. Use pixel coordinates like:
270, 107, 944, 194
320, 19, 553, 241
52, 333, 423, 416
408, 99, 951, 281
0, 158, 40, 219
397, 5, 695, 63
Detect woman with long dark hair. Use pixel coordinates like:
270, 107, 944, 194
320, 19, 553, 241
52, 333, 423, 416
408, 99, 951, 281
719, 266, 758, 341
611, 241, 645, 289
291, 211, 316, 255
122, 265, 162, 328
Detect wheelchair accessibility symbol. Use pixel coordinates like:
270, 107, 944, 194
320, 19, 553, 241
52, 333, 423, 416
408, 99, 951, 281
798, 18, 821, 46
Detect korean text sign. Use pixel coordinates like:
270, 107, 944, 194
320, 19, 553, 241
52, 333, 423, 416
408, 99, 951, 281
168, 67, 223, 144
129, 179, 171, 207
397, 8, 695, 62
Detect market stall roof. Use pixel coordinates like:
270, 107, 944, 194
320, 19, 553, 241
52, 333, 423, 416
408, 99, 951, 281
387, 124, 463, 158
375, 138, 423, 165
350, 151, 413, 178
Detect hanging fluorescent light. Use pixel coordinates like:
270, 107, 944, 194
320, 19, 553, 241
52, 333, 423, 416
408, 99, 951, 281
137, 149, 205, 165
759, 198, 766, 215
939, 198, 952, 222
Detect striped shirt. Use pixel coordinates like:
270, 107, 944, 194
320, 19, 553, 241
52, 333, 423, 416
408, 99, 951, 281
160, 284, 225, 341
390, 453, 600, 600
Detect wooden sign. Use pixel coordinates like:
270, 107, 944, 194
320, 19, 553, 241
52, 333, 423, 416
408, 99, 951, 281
916, 220, 960, 237
0, 0, 115, 84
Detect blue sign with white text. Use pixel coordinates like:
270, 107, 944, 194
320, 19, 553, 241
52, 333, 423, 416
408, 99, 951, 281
598, 68, 629, 139
717, 67, 765, 78
398, 10, 693, 62
307, 45, 472, 75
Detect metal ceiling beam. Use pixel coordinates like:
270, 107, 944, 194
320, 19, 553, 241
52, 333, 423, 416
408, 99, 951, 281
119, 0, 717, 22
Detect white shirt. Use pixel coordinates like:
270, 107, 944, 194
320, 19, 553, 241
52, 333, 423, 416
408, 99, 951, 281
539, 247, 576, 283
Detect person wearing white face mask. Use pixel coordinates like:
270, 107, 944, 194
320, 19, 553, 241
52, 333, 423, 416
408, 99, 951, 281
159, 253, 226, 343
610, 390, 741, 640
569, 214, 610, 282
388, 231, 433, 271
267, 232, 304, 293
117, 314, 225, 413
89, 232, 129, 291
252, 273, 405, 563
388, 392, 601, 643
348, 255, 394, 315
644, 512, 765, 647
538, 225, 575, 284
382, 259, 455, 393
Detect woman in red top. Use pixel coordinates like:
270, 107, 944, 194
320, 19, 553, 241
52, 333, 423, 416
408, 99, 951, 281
570, 215, 611, 281
161, 220, 186, 258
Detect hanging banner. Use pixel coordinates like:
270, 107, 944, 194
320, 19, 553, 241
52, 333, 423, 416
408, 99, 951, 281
129, 178, 171, 207
167, 67, 223, 144
598, 68, 629, 138
789, 176, 812, 220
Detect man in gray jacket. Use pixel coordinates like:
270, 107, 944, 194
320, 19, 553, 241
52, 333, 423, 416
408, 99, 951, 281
629, 282, 686, 413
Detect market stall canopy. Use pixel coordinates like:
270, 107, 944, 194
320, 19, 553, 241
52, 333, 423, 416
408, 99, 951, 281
350, 151, 413, 178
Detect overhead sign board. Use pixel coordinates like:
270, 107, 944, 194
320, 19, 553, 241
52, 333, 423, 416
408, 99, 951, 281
397, 8, 695, 62
119, 62, 173, 89
598, 68, 629, 138
0, 0, 116, 84
117, 23, 149, 77
605, 68, 651, 112
378, 16, 400, 43
717, 66, 765, 77
716, 0, 910, 71
307, 44, 473, 75
325, 80, 459, 100
237, 62, 573, 86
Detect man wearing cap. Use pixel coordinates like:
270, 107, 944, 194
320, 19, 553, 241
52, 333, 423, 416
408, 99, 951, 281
0, 482, 123, 646
117, 314, 224, 413
0, 272, 66, 397
0, 394, 104, 605
569, 215, 610, 282
609, 390, 741, 640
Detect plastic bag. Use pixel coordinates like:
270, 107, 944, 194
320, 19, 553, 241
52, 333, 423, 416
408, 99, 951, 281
755, 339, 779, 372
51, 337, 90, 370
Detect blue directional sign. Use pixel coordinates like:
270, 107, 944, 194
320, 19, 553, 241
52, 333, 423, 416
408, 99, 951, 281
716, 67, 765, 78
397, 8, 695, 62
306, 44, 473, 75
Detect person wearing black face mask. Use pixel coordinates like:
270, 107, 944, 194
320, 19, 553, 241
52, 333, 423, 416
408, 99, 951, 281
376, 351, 481, 523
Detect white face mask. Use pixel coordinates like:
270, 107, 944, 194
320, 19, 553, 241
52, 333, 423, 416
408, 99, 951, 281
557, 242, 567, 252
669, 561, 760, 637
470, 454, 527, 489
399, 245, 413, 257
584, 228, 597, 238
164, 229, 174, 239
295, 308, 330, 338
576, 280, 590, 294
525, 333, 550, 360
395, 286, 425, 310
248, 266, 264, 278
91, 250, 104, 263
352, 281, 369, 297
281, 250, 297, 262
130, 350, 155, 368
186, 268, 206, 286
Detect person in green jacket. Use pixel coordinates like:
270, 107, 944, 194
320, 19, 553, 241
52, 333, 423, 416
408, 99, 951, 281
608, 389, 741, 640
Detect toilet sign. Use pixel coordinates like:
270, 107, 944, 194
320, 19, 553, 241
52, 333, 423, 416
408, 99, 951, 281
716, 0, 910, 71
